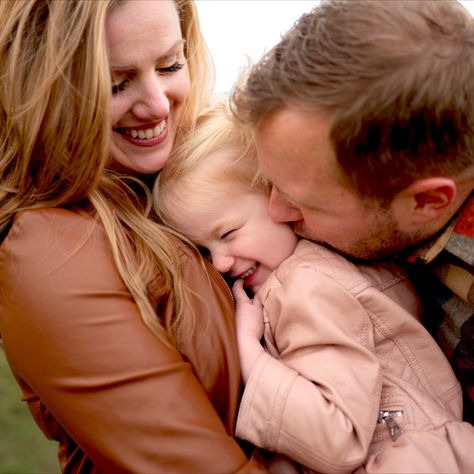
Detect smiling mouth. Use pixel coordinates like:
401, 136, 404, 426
115, 121, 166, 139
239, 264, 258, 279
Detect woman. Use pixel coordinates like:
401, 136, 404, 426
0, 1, 261, 472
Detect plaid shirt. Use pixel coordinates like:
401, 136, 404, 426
403, 194, 474, 423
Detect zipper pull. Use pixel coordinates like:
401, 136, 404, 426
378, 410, 404, 441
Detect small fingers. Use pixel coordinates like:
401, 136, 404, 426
232, 279, 250, 304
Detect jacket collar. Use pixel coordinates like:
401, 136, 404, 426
403, 193, 474, 265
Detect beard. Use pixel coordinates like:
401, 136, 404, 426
292, 215, 431, 263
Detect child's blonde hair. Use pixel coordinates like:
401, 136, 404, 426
154, 100, 267, 232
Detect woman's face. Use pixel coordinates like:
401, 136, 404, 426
106, 0, 190, 175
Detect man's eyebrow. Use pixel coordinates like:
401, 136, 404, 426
259, 168, 305, 206
109, 39, 186, 73
273, 184, 299, 205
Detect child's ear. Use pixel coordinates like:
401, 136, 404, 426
403, 178, 457, 223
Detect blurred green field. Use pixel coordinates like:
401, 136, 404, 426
0, 350, 58, 474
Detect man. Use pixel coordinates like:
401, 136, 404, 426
231, 0, 474, 422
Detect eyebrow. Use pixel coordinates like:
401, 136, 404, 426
109, 39, 186, 74
209, 222, 225, 238
274, 183, 321, 212
273, 183, 300, 206
209, 218, 235, 239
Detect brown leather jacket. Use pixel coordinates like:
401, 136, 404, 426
0, 208, 262, 473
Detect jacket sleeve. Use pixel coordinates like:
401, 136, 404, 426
236, 266, 382, 474
0, 209, 262, 474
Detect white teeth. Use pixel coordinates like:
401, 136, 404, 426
240, 264, 257, 279
123, 121, 166, 139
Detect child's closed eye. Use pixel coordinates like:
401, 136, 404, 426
220, 229, 237, 240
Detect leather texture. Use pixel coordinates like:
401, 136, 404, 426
0, 208, 262, 473
236, 240, 474, 473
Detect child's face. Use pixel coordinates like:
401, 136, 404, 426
176, 190, 298, 294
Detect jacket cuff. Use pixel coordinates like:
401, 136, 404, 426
236, 352, 298, 450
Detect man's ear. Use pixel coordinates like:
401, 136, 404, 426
404, 178, 457, 223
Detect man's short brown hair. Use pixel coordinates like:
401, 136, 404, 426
232, 0, 474, 201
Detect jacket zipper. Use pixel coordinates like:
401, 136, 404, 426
219, 274, 235, 305
377, 410, 404, 441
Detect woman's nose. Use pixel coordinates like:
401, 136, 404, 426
133, 75, 170, 119
269, 187, 303, 223
211, 253, 235, 274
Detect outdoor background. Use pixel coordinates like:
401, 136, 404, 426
0, 351, 57, 473
1, 1, 474, 473
197, 0, 474, 94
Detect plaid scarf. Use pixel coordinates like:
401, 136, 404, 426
403, 194, 474, 423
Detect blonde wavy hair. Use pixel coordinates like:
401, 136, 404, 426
0, 0, 213, 344
154, 100, 265, 234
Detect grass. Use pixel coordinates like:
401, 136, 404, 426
0, 350, 58, 474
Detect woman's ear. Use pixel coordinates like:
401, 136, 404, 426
405, 178, 457, 223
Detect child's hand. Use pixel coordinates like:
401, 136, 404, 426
233, 279, 264, 340
232, 279, 264, 383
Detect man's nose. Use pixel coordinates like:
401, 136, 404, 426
269, 187, 303, 223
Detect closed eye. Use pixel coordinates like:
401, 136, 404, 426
157, 61, 185, 74
220, 229, 237, 240
110, 61, 184, 95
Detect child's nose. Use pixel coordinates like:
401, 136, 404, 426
211, 253, 235, 274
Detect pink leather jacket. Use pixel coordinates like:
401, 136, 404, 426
0, 209, 262, 473
236, 240, 474, 473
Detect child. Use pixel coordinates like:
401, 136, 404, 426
153, 101, 474, 473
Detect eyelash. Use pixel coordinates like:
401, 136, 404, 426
220, 229, 236, 240
112, 81, 128, 95
160, 61, 185, 74
111, 61, 185, 95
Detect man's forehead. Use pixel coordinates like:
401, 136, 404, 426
257, 107, 349, 177
256, 106, 333, 158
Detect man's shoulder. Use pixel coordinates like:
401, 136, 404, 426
275, 239, 407, 293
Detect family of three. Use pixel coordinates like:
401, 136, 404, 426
0, 0, 473, 473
